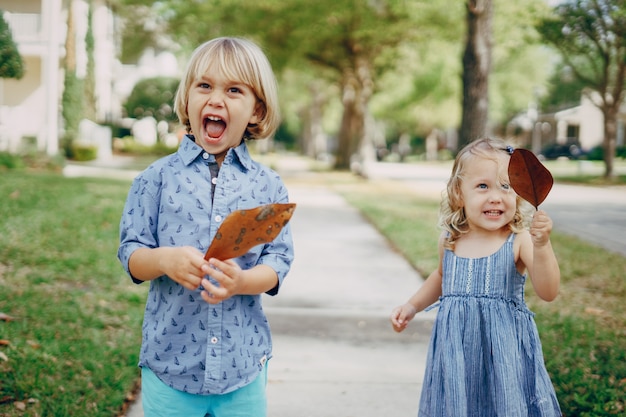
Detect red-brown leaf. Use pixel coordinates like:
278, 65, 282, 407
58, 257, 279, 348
508, 149, 553, 209
204, 203, 296, 261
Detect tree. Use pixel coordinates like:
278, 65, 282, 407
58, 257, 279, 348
459, 0, 494, 148
538, 0, 626, 179
84, 2, 96, 121
61, 0, 84, 155
0, 10, 24, 79
154, 0, 418, 169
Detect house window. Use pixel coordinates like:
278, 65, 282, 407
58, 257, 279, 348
566, 125, 579, 141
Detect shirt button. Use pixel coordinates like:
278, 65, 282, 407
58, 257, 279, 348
202, 152, 209, 159
211, 337, 218, 344
211, 177, 217, 185
215, 215, 222, 222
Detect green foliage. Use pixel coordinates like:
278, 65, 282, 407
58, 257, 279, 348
0, 10, 25, 79
114, 135, 177, 156
123, 77, 180, 123
537, 0, 626, 177
84, 3, 97, 121
71, 144, 98, 161
61, 72, 85, 144
541, 63, 589, 111
0, 151, 25, 169
120, 0, 558, 153
0, 151, 65, 172
537, 0, 626, 93
539, 314, 626, 416
0, 172, 146, 417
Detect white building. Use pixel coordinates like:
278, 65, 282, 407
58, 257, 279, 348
0, 0, 117, 155
550, 90, 625, 151
509, 89, 626, 154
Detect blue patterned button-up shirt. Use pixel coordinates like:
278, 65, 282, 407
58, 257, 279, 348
117, 136, 294, 395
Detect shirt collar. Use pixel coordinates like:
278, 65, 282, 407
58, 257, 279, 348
178, 135, 253, 171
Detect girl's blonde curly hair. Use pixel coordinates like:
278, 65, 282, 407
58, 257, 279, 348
439, 137, 534, 250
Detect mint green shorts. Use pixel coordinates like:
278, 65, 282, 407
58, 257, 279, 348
141, 366, 268, 417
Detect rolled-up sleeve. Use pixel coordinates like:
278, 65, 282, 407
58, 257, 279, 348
117, 174, 160, 284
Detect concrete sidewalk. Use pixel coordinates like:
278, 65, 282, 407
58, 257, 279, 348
122, 178, 434, 417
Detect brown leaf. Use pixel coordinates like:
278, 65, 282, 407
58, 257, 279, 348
0, 339, 10, 346
204, 203, 296, 261
508, 149, 553, 209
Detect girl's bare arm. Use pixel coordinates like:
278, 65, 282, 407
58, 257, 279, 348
520, 210, 560, 301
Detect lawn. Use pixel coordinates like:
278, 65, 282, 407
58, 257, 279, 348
0, 172, 146, 416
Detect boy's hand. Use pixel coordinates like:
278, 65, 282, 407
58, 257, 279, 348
200, 259, 243, 304
390, 303, 418, 333
530, 210, 553, 247
160, 246, 211, 291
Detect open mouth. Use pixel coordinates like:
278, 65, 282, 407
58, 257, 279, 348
204, 116, 226, 138
484, 210, 503, 217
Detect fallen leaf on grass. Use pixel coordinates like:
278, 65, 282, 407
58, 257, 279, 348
584, 307, 605, 316
14, 401, 26, 411
0, 312, 16, 322
508, 149, 553, 209
0, 339, 10, 346
0, 352, 8, 361
26, 340, 41, 349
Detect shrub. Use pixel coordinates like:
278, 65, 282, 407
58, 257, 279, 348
0, 151, 25, 169
123, 77, 180, 123
71, 144, 98, 161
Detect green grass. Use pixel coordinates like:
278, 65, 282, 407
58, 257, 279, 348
0, 172, 146, 417
322, 171, 626, 417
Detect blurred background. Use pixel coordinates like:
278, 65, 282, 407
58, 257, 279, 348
1, 0, 625, 176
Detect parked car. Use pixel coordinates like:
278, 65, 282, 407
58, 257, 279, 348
538, 141, 586, 160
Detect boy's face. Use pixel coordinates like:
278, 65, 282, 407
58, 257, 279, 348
187, 65, 261, 160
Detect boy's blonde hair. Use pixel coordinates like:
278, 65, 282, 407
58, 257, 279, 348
174, 37, 280, 140
440, 137, 533, 249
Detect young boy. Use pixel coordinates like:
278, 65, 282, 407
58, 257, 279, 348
118, 37, 294, 417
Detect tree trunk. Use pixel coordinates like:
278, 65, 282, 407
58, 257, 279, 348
335, 81, 362, 170
602, 105, 617, 179
334, 57, 374, 171
459, 0, 493, 149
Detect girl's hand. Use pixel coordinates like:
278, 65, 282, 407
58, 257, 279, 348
390, 303, 418, 333
200, 259, 243, 304
530, 210, 553, 247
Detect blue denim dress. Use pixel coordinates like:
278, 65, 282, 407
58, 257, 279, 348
419, 234, 561, 417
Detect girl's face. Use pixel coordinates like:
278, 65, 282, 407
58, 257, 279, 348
186, 65, 261, 161
459, 153, 517, 234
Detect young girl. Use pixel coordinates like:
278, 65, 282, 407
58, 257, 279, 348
391, 138, 561, 416
118, 37, 294, 417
